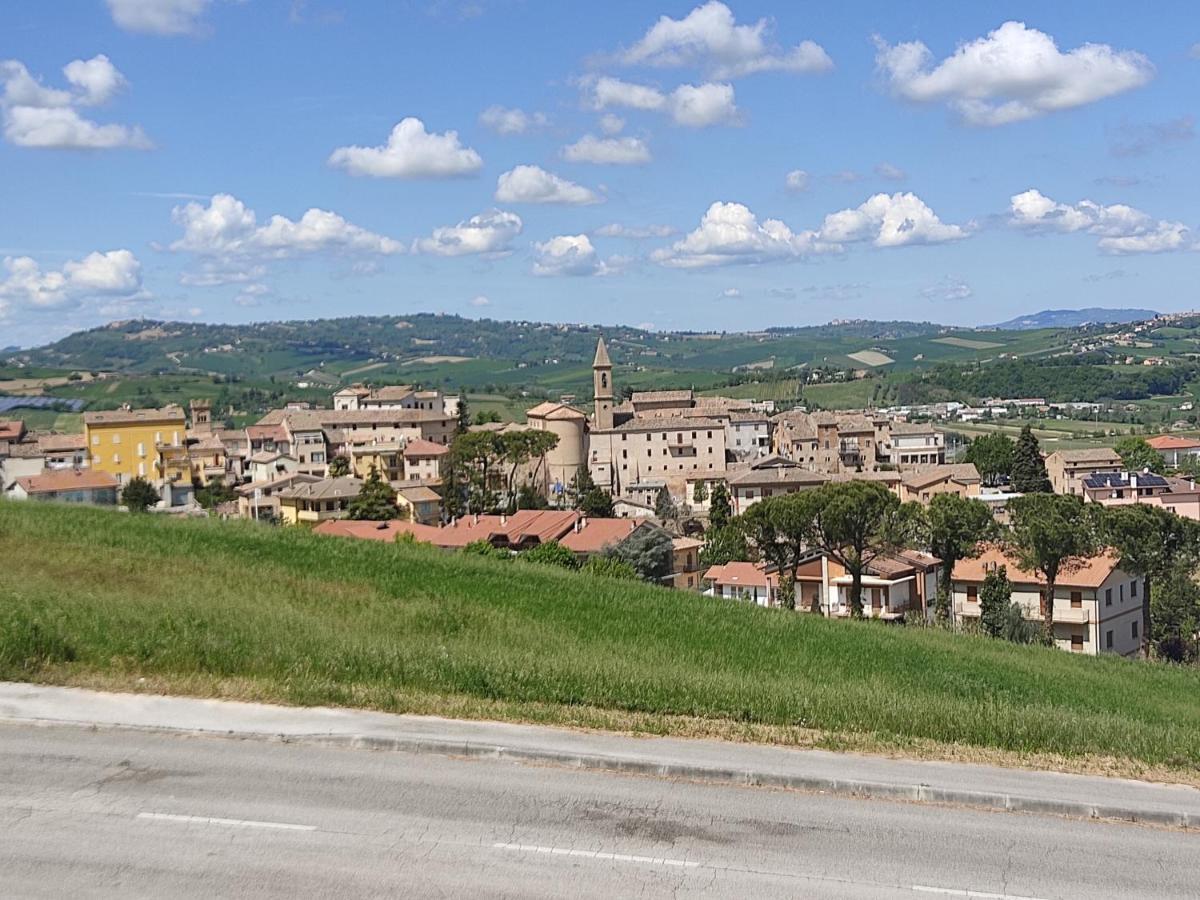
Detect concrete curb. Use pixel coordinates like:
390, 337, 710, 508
5, 714, 1193, 829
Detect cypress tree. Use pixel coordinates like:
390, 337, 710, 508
1011, 425, 1051, 493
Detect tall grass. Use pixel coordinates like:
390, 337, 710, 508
3, 501, 1200, 768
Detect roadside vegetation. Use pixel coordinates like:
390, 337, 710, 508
3, 501, 1200, 781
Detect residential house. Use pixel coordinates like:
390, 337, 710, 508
401, 438, 449, 483
350, 441, 405, 482
0, 440, 45, 489
83, 405, 187, 484
247, 451, 299, 483
951, 545, 1143, 656
1082, 471, 1200, 520
1045, 448, 1122, 496
235, 473, 322, 521
6, 469, 119, 505
1145, 435, 1200, 468
670, 536, 704, 590
557, 516, 663, 565
37, 433, 88, 470
0, 419, 26, 443
897, 463, 981, 505
824, 550, 941, 620
703, 562, 778, 606
395, 484, 442, 525
276, 476, 363, 525
725, 456, 827, 514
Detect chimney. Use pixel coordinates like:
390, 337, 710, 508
500, 513, 507, 526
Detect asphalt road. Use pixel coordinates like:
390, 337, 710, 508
1, 724, 1197, 898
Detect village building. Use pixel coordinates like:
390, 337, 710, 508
951, 545, 1144, 656
1045, 448, 1123, 496
83, 405, 187, 485
1145, 435, 1200, 468
5, 468, 120, 505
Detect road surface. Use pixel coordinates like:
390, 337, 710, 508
1, 723, 1197, 898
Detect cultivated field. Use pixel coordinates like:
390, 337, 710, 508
3, 502, 1199, 781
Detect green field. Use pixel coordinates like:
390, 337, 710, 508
4, 501, 1200, 780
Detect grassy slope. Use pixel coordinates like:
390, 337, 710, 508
4, 501, 1200, 779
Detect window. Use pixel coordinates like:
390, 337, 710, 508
1119, 583, 1125, 602
1071, 634, 1084, 652
1105, 588, 1112, 606
1070, 591, 1082, 608
1106, 630, 1113, 650
966, 586, 977, 602
112, 433, 120, 444
1130, 580, 1138, 598
1132, 621, 1140, 640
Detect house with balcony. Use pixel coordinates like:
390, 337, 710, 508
1045, 448, 1122, 496
1145, 435, 1200, 468
276, 476, 363, 526
951, 545, 1143, 656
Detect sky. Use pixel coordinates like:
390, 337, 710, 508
1, 0, 1198, 347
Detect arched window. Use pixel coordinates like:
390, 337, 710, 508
601, 372, 608, 389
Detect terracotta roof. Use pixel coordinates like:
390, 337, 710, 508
526, 401, 588, 420
316, 509, 580, 550
315, 518, 444, 544
235, 473, 322, 496
728, 466, 827, 488
827, 470, 903, 485
276, 476, 363, 501
703, 562, 776, 589
403, 438, 450, 457
397, 485, 441, 503
901, 463, 981, 491
952, 544, 1122, 589
246, 424, 288, 442
368, 385, 415, 400
83, 405, 185, 426
603, 416, 725, 433
0, 420, 25, 441
1146, 435, 1200, 451
631, 390, 693, 404
1048, 448, 1122, 464
558, 517, 646, 553
671, 536, 704, 551
13, 469, 119, 494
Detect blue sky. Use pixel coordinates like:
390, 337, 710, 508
1, 1, 1197, 346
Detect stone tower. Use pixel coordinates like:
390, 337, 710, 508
592, 337, 613, 430
189, 398, 212, 434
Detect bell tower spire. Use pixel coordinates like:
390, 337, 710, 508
592, 337, 613, 430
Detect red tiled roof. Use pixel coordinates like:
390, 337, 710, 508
0, 420, 25, 441
703, 562, 776, 589
14, 469, 119, 494
403, 438, 450, 457
558, 517, 645, 553
1146, 435, 1200, 451
952, 544, 1121, 589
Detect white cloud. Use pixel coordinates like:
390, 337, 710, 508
594, 223, 675, 239
562, 134, 651, 165
920, 275, 973, 302
654, 193, 965, 268
413, 209, 522, 256
328, 117, 483, 178
469, 295, 491, 307
599, 113, 625, 134
169, 194, 405, 274
1010, 188, 1191, 254
0, 56, 150, 149
785, 169, 810, 192
479, 105, 547, 135
818, 192, 966, 247
619, 1, 832, 78
532, 234, 623, 277
233, 283, 269, 307
494, 165, 602, 205
874, 162, 907, 182
720, 287, 740, 298
106, 0, 212, 36
651, 201, 829, 268
0, 249, 144, 309
588, 76, 738, 127
875, 21, 1153, 125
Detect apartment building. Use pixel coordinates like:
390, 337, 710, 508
401, 438, 448, 483
1081, 471, 1200, 520
725, 456, 827, 513
83, 405, 187, 485
897, 464, 981, 505
951, 545, 1143, 656
771, 409, 943, 473
275, 476, 363, 525
1045, 448, 1122, 496
588, 416, 728, 495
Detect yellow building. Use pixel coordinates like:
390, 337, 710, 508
83, 406, 187, 485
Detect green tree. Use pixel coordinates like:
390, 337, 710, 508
604, 527, 673, 582
462, 539, 510, 561
567, 467, 614, 517
707, 482, 732, 528
692, 480, 709, 504
121, 477, 159, 513
440, 455, 467, 520
455, 395, 470, 435
516, 483, 549, 510
1007, 493, 1097, 640
1000, 602, 1040, 644
499, 429, 559, 510
1098, 504, 1199, 656
520, 540, 579, 569
1150, 565, 1200, 663
581, 555, 639, 580
345, 467, 396, 521
451, 431, 504, 514
473, 409, 501, 425
654, 486, 676, 521
195, 476, 237, 510
699, 524, 750, 567
1011, 425, 1051, 493
736, 493, 819, 610
327, 455, 351, 477
804, 481, 921, 618
979, 565, 1012, 638
923, 493, 998, 622
1113, 436, 1165, 474
962, 433, 1015, 486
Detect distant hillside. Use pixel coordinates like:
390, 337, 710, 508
992, 308, 1157, 330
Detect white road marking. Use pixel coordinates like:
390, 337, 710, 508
136, 812, 316, 832
493, 842, 700, 869
912, 885, 1052, 900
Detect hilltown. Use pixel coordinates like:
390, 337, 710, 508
4, 338, 1198, 660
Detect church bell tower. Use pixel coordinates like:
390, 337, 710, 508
592, 337, 614, 430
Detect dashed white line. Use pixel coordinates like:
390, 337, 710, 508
493, 842, 699, 868
912, 885, 1052, 900
136, 812, 316, 832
